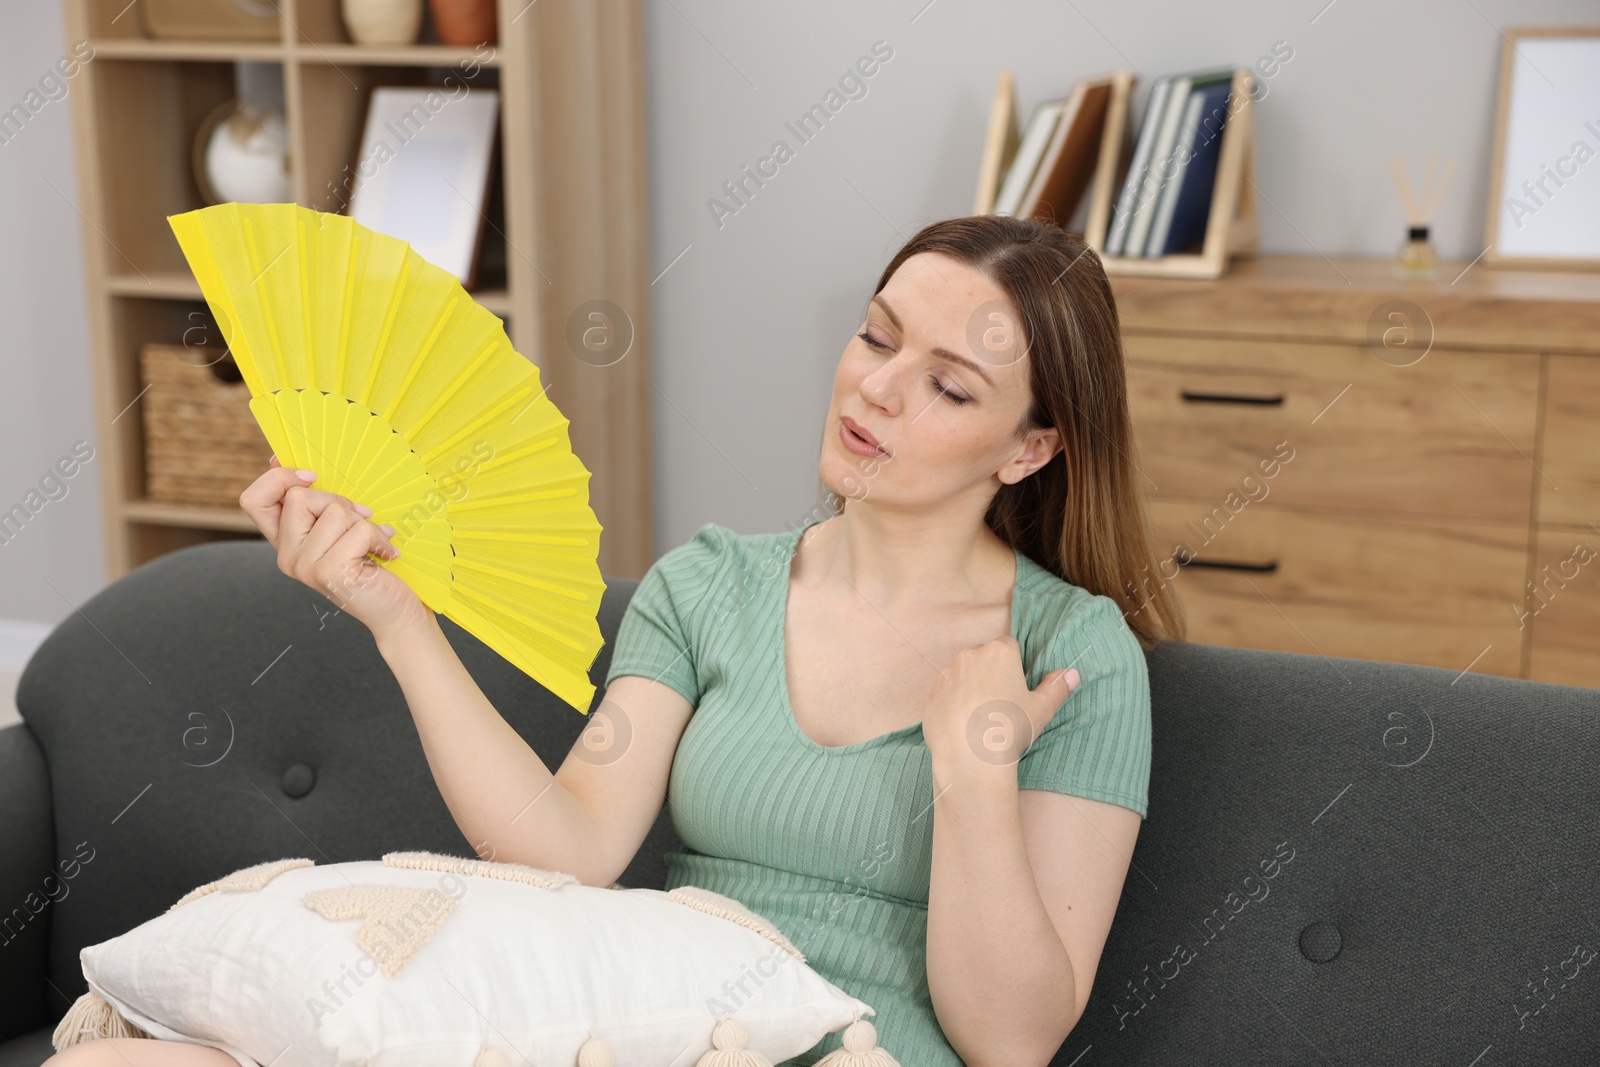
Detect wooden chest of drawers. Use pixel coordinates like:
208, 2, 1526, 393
1110, 256, 1600, 688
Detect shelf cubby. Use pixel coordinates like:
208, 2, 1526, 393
63, 0, 654, 582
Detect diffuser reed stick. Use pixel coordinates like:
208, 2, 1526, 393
1388, 152, 1458, 280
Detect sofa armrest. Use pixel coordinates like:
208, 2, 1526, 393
0, 724, 53, 1043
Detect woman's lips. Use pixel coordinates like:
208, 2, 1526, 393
839, 419, 888, 458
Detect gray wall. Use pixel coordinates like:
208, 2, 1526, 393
1, 0, 1591, 670
636, 0, 1592, 550
0, 0, 99, 672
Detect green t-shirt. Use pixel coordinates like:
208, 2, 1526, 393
604, 518, 1152, 1066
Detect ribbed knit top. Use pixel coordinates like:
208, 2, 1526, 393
603, 518, 1152, 1066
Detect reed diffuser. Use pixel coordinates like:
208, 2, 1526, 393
1387, 153, 1458, 281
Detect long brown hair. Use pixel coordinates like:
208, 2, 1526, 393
827, 214, 1185, 651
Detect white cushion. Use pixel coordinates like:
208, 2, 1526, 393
71, 853, 875, 1066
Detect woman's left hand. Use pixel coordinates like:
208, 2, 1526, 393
920, 635, 1080, 778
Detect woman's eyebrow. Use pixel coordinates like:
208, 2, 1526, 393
870, 295, 997, 388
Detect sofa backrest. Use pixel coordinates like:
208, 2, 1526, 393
1073, 634, 1600, 1063
14, 540, 1600, 1064
14, 541, 670, 1015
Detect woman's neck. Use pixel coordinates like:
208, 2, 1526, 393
795, 505, 1015, 613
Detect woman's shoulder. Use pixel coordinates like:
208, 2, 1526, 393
1011, 550, 1152, 817
622, 522, 797, 645
1012, 549, 1146, 677
653, 520, 789, 560
642, 521, 796, 586
657, 521, 737, 566
1013, 548, 1096, 625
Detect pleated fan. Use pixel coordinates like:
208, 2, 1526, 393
167, 202, 605, 714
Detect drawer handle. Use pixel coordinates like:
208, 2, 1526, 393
1179, 389, 1285, 406
1176, 555, 1279, 573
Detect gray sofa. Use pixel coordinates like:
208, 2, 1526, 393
2, 541, 1596, 1066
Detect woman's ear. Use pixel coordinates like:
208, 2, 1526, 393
1000, 426, 1063, 484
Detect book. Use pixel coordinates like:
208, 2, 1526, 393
1016, 74, 1117, 225
1148, 79, 1234, 256
1142, 69, 1237, 256
1142, 86, 1205, 257
991, 99, 1063, 216
973, 70, 1020, 214
1104, 75, 1171, 257
1121, 73, 1191, 257
1124, 66, 1234, 257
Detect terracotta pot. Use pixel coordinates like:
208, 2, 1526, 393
341, 0, 423, 45
429, 0, 497, 46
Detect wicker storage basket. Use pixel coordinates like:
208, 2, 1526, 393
137, 0, 281, 42
140, 343, 271, 508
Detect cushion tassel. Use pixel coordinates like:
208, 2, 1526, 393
477, 1036, 616, 1067
812, 1018, 902, 1066
51, 989, 151, 1051
576, 1031, 616, 1066
694, 1015, 774, 1066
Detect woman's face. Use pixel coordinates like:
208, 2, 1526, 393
822, 251, 1061, 510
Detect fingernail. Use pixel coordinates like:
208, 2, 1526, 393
1064, 669, 1080, 690
379, 524, 395, 536
296, 469, 317, 481
354, 503, 373, 517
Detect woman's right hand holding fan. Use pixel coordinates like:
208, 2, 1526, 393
240, 456, 432, 641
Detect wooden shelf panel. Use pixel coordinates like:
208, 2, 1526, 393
107, 271, 512, 315
89, 60, 238, 276
87, 39, 500, 67
124, 500, 261, 533
87, 39, 286, 61
106, 271, 207, 300
293, 44, 500, 67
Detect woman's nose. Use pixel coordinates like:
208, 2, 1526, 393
857, 359, 905, 413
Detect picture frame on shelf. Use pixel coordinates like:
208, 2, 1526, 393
973, 69, 1020, 215
1014, 72, 1119, 227
1484, 26, 1600, 271
346, 84, 500, 289
981, 72, 1121, 234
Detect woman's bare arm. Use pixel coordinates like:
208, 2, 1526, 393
374, 613, 604, 882
238, 460, 692, 889
374, 614, 694, 888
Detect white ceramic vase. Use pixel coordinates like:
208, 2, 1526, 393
341, 0, 423, 45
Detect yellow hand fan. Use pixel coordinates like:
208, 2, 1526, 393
167, 201, 605, 714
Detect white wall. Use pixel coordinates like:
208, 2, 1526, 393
0, 0, 1592, 684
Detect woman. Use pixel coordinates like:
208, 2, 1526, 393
44, 214, 1182, 1067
